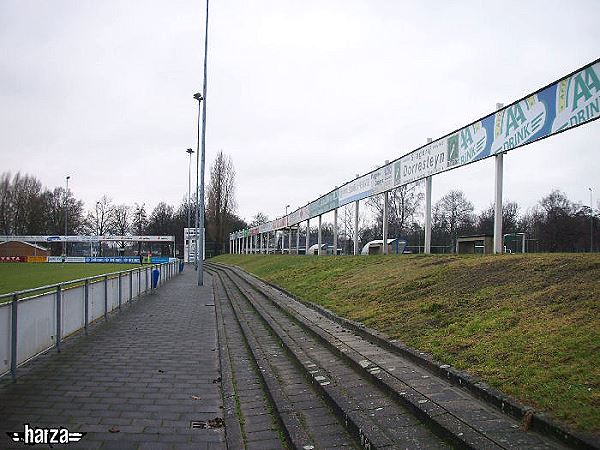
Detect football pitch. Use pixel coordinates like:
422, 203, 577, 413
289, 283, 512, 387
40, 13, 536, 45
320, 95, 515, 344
0, 263, 142, 298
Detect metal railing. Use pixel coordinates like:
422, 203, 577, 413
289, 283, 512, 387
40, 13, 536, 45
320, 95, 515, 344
0, 260, 180, 381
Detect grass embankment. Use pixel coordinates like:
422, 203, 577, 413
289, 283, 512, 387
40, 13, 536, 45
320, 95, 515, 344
213, 253, 600, 433
0, 263, 141, 298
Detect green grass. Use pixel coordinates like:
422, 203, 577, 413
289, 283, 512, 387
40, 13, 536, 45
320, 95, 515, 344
213, 253, 600, 434
0, 263, 142, 298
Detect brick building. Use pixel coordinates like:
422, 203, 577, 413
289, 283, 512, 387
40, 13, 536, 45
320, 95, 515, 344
0, 241, 49, 257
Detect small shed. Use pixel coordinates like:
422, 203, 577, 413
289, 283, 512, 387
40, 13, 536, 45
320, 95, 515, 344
361, 239, 406, 255
456, 235, 493, 254
0, 240, 49, 257
307, 243, 328, 255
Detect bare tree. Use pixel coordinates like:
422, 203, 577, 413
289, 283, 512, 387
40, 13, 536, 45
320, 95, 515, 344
337, 203, 368, 253
250, 212, 269, 227
476, 201, 519, 235
107, 204, 131, 254
206, 151, 237, 255
367, 183, 424, 237
84, 195, 112, 235
433, 190, 475, 251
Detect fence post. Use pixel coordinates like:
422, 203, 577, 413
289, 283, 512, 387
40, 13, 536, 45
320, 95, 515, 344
84, 279, 89, 336
104, 275, 108, 320
145, 267, 148, 293
138, 269, 141, 298
56, 285, 62, 353
10, 294, 18, 381
118, 274, 122, 311
129, 271, 133, 301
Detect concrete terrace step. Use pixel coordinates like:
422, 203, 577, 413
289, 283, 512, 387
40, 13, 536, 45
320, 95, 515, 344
213, 262, 576, 450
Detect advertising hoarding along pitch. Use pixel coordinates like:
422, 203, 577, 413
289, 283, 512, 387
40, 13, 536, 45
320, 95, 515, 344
230, 60, 599, 240
0, 235, 175, 243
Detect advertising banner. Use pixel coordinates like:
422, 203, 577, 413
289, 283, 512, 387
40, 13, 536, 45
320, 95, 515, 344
0, 256, 26, 263
370, 163, 394, 196
85, 256, 140, 264
234, 59, 600, 237
308, 190, 339, 217
150, 257, 169, 263
338, 174, 372, 205
259, 222, 274, 233
394, 139, 447, 186
273, 217, 288, 229
0, 235, 175, 243
48, 256, 86, 263
26, 256, 47, 263
287, 206, 309, 226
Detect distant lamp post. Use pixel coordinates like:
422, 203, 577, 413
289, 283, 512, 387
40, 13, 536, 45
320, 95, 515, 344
186, 148, 195, 263
590, 187, 594, 253
285, 205, 290, 215
64, 176, 70, 256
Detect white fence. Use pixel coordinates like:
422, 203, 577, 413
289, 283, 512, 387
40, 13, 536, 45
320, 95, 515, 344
0, 261, 180, 380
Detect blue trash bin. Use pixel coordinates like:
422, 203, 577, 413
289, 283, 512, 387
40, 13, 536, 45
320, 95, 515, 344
152, 269, 160, 288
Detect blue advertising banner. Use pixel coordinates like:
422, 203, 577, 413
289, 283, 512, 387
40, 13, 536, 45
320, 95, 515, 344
85, 257, 141, 264
150, 257, 169, 263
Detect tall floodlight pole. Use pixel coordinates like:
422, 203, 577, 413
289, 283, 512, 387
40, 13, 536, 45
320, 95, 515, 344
194, 94, 203, 271
197, 0, 210, 286
186, 148, 195, 263
64, 176, 70, 256
590, 187, 594, 252
96, 201, 101, 256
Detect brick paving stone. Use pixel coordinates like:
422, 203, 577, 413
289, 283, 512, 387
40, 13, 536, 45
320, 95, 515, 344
0, 268, 225, 450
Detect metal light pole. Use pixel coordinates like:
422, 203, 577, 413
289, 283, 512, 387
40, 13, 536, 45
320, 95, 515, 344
64, 176, 70, 256
590, 187, 594, 252
196, 0, 210, 286
194, 94, 203, 271
186, 148, 195, 263
96, 201, 101, 256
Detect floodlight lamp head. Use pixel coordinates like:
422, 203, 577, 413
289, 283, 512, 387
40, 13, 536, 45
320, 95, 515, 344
193, 93, 203, 101
186, 148, 194, 154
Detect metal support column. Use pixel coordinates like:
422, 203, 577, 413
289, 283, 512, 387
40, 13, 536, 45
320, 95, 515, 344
354, 200, 359, 255
494, 103, 504, 254
281, 229, 285, 254
318, 215, 322, 255
10, 294, 18, 381
333, 208, 338, 256
56, 285, 62, 353
425, 176, 432, 254
84, 279, 89, 335
305, 219, 310, 255
118, 274, 122, 310
104, 275, 108, 320
494, 153, 504, 253
382, 191, 389, 254
296, 225, 300, 254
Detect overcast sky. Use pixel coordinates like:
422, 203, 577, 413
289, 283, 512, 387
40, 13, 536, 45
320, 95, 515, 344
1, 0, 599, 226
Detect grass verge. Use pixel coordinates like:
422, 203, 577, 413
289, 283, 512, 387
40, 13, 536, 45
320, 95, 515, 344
0, 263, 142, 298
212, 253, 600, 434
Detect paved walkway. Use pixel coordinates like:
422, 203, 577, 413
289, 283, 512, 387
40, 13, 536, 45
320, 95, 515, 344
0, 268, 224, 450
